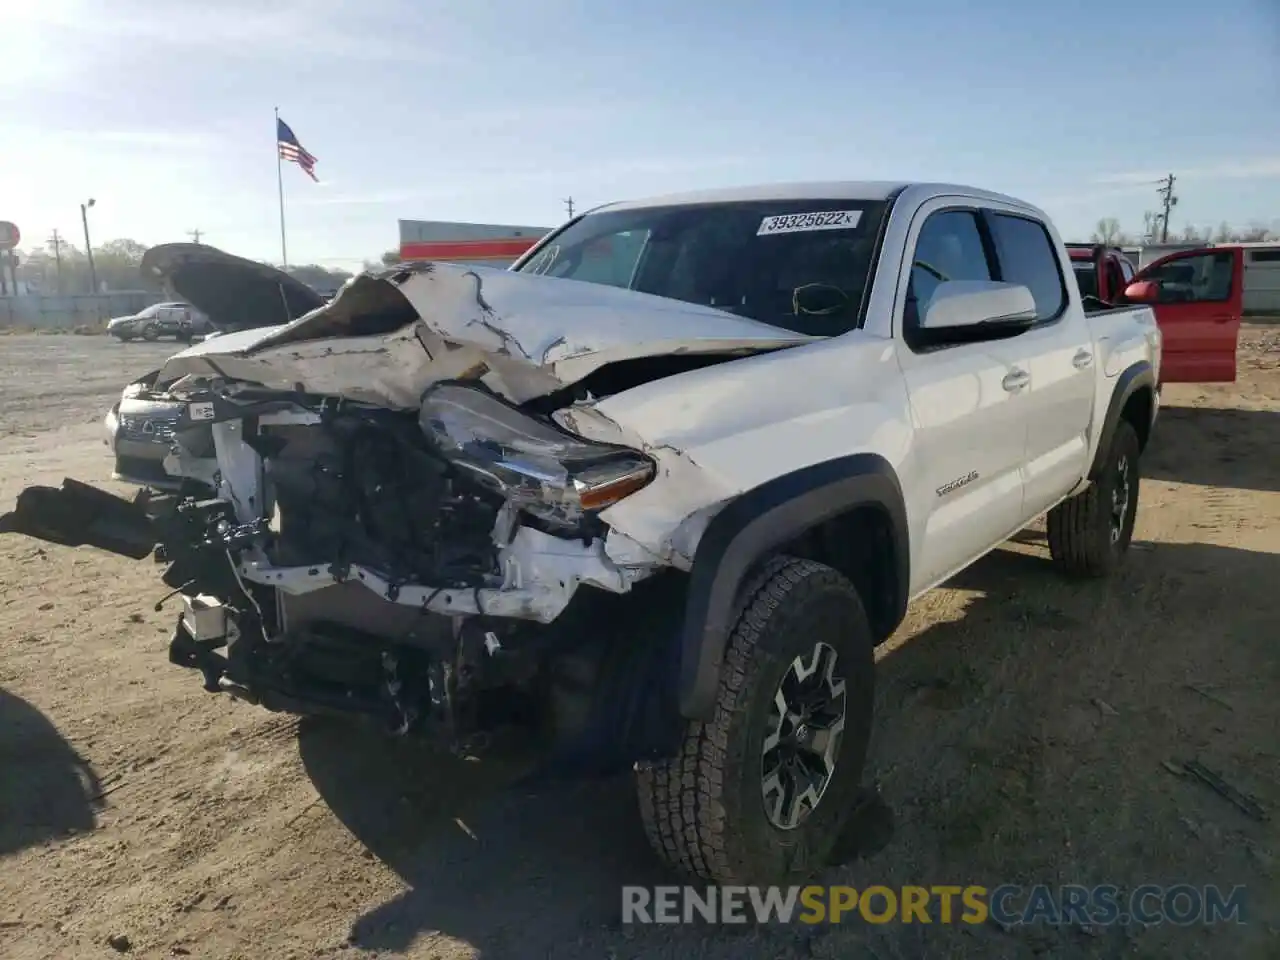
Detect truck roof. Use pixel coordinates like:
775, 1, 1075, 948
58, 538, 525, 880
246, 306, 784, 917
593, 181, 1038, 214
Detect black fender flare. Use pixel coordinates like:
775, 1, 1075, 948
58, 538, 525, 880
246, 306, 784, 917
678, 453, 909, 720
1088, 360, 1155, 480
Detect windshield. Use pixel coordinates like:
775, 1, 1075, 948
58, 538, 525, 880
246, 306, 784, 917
513, 198, 891, 335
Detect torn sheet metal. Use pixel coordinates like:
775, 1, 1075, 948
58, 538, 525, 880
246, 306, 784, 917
553, 403, 733, 568
154, 261, 815, 408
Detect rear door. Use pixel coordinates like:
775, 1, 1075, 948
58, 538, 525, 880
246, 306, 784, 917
1131, 247, 1243, 382
985, 211, 1096, 517
156, 304, 181, 332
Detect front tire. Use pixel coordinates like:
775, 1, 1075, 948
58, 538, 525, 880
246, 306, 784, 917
635, 556, 875, 885
1047, 419, 1141, 577
141, 324, 159, 341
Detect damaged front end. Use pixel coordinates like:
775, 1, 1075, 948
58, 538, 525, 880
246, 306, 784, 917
3, 260, 803, 769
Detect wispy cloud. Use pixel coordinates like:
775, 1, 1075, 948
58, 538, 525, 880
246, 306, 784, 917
295, 189, 443, 207
4, 0, 458, 66
293, 154, 752, 208
64, 128, 224, 150
1093, 157, 1280, 185
1031, 184, 1158, 209
0, 123, 253, 158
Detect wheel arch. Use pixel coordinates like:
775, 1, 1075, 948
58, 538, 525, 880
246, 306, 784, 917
678, 453, 909, 720
1089, 360, 1155, 481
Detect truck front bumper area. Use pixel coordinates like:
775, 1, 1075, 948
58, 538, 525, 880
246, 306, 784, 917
0, 479, 158, 559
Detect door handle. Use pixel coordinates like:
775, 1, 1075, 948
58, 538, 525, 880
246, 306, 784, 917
1072, 349, 1093, 368
1002, 369, 1030, 392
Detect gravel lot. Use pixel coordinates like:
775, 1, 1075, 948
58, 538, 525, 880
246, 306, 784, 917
1, 330, 1277, 959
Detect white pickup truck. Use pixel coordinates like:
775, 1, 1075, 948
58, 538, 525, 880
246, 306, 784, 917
2, 181, 1161, 886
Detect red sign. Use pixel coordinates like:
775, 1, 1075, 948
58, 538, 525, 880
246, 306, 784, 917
398, 237, 539, 262
0, 222, 19, 251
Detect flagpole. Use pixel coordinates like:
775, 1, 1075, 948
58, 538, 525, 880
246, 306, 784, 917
275, 106, 288, 269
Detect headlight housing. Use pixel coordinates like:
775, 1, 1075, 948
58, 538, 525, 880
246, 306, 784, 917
419, 383, 655, 529
103, 403, 119, 450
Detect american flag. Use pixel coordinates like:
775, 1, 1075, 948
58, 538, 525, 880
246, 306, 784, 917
276, 117, 318, 181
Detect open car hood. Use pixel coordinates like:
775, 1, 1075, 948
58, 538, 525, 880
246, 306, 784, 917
140, 243, 327, 333
154, 260, 818, 406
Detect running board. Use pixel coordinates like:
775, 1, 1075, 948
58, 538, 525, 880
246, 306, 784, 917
0, 478, 158, 559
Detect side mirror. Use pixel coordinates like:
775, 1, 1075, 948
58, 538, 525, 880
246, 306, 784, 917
919, 281, 1037, 340
1122, 280, 1159, 303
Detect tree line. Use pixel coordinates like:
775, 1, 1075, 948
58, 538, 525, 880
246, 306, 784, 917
1090, 216, 1279, 246
12, 239, 360, 297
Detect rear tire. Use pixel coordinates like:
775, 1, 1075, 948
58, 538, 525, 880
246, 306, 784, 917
635, 556, 875, 885
1047, 419, 1141, 577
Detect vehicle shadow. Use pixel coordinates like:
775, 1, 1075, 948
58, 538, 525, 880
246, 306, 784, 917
1143, 404, 1280, 493
847, 538, 1279, 958
0, 687, 104, 856
300, 539, 1280, 959
298, 720, 684, 957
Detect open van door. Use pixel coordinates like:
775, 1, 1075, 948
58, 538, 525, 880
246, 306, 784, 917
1123, 246, 1244, 383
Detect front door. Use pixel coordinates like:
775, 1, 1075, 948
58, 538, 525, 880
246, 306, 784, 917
895, 204, 1029, 593
1133, 248, 1243, 383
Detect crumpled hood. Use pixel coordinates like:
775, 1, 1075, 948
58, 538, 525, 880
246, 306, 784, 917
153, 261, 817, 405
141, 243, 326, 333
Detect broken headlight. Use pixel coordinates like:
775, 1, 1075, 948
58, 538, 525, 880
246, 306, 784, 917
419, 383, 655, 529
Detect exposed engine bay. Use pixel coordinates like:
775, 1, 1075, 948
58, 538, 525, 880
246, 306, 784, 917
126, 378, 680, 764
3, 259, 814, 770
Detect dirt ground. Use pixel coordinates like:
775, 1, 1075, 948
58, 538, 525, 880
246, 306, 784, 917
1, 330, 1277, 960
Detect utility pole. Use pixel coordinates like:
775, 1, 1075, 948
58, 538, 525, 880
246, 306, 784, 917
563, 196, 575, 219
188, 228, 203, 244
1156, 174, 1178, 244
80, 198, 98, 293
48, 229, 64, 293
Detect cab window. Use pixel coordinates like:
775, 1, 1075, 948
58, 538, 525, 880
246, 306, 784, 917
1106, 259, 1125, 301
1072, 262, 1099, 300
988, 213, 1066, 322
1143, 251, 1234, 303
904, 209, 992, 344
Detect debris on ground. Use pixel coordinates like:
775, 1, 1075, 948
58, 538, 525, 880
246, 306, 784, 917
106, 933, 132, 952
1184, 682, 1234, 711
1181, 760, 1269, 822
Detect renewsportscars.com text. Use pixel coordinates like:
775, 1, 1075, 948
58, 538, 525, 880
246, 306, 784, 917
622, 884, 1248, 927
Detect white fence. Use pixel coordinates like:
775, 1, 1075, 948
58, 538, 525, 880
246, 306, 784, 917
0, 291, 163, 330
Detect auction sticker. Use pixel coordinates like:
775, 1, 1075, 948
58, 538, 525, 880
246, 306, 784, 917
188, 402, 215, 422
757, 210, 863, 235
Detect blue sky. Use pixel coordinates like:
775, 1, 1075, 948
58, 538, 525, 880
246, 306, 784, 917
1, 0, 1276, 270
